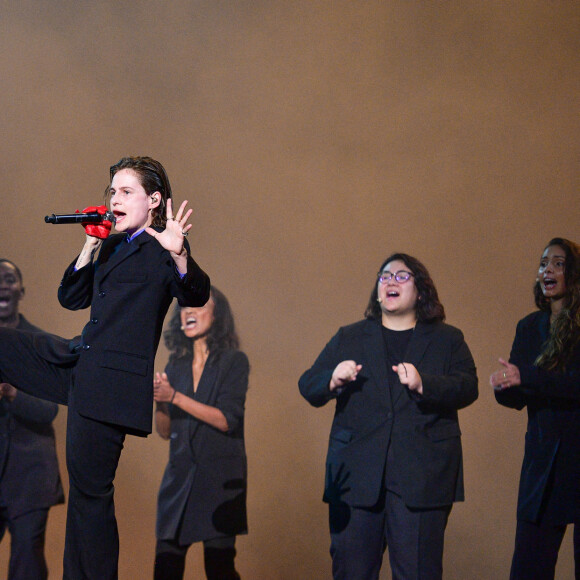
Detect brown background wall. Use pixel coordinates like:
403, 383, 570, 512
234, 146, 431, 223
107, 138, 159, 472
1, 1, 578, 578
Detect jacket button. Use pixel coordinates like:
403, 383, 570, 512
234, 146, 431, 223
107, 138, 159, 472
99, 291, 106, 298
91, 318, 98, 324
82, 344, 90, 350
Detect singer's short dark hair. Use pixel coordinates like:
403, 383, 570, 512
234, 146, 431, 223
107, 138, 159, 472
0, 259, 23, 284
364, 253, 445, 323
105, 156, 173, 228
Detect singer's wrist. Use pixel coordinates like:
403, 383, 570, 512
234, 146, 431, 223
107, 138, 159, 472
84, 235, 103, 248
75, 238, 102, 270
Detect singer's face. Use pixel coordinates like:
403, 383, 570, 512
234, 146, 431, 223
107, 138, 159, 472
0, 262, 24, 326
538, 244, 567, 302
180, 298, 215, 340
377, 259, 418, 319
109, 169, 157, 235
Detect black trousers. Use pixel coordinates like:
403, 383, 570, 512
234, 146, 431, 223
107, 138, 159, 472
0, 507, 50, 580
510, 519, 580, 580
0, 328, 126, 580
154, 536, 240, 580
329, 489, 451, 580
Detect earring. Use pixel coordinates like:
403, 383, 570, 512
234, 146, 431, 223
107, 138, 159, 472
180, 325, 185, 330
377, 298, 382, 303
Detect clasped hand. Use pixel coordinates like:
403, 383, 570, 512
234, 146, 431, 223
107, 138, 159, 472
392, 362, 423, 394
330, 360, 362, 392
0, 383, 17, 402
490, 358, 521, 390
153, 372, 175, 403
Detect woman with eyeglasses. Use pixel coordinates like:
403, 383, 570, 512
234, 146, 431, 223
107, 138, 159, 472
490, 237, 580, 579
299, 253, 478, 580
153, 287, 249, 580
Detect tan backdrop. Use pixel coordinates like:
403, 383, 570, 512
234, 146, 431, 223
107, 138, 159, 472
1, 1, 578, 578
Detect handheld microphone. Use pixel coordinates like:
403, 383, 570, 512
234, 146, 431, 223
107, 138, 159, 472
44, 211, 116, 224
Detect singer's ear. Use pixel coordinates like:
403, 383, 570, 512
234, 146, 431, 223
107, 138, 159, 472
149, 192, 161, 209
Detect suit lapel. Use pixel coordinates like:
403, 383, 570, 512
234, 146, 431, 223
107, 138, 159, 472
404, 322, 434, 367
193, 355, 220, 406
188, 354, 221, 444
96, 232, 151, 283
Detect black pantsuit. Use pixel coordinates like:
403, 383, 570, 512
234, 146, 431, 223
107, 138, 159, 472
155, 349, 249, 579
0, 315, 64, 580
495, 311, 580, 579
299, 318, 478, 580
0, 232, 210, 579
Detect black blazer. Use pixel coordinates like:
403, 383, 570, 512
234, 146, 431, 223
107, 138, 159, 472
58, 231, 210, 434
495, 311, 580, 524
156, 350, 249, 544
0, 315, 64, 518
299, 318, 478, 509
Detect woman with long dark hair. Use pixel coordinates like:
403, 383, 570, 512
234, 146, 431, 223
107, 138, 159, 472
491, 237, 580, 579
153, 286, 249, 580
299, 253, 478, 580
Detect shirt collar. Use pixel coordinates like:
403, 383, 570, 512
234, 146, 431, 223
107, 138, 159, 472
127, 229, 145, 242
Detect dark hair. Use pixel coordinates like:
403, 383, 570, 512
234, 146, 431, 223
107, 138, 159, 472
534, 237, 580, 371
105, 156, 172, 228
164, 286, 239, 364
0, 259, 23, 284
364, 253, 445, 323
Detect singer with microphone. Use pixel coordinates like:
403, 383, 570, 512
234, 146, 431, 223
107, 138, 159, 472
298, 253, 478, 580
0, 156, 210, 580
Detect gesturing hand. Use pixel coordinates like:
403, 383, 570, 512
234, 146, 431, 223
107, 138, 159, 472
146, 198, 192, 256
153, 372, 175, 403
330, 360, 362, 392
0, 383, 17, 402
490, 358, 521, 390
392, 362, 423, 394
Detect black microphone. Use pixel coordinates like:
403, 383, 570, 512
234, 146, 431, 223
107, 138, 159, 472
44, 211, 116, 224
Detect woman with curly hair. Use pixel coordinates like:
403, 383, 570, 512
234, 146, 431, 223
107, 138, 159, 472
153, 286, 249, 580
491, 237, 580, 579
299, 253, 478, 580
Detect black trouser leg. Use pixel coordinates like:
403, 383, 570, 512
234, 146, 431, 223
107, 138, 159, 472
154, 538, 188, 580
203, 536, 240, 580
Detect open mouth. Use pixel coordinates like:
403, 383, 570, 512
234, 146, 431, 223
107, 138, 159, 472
113, 211, 126, 223
543, 278, 557, 290
184, 316, 197, 328
386, 290, 400, 298
0, 295, 12, 308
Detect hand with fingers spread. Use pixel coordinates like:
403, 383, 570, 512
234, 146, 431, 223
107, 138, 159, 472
146, 198, 193, 274
490, 357, 521, 391
330, 360, 362, 392
146, 198, 192, 253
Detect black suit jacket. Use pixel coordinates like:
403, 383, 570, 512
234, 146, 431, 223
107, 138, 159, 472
156, 350, 249, 543
0, 315, 64, 519
58, 231, 210, 433
495, 311, 580, 524
299, 318, 478, 509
